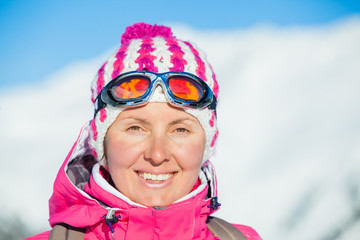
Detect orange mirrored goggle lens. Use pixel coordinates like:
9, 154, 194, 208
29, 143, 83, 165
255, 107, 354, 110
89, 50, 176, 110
111, 75, 205, 102
168, 76, 204, 102
112, 77, 150, 99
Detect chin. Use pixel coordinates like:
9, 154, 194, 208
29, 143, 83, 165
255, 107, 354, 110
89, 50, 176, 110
140, 197, 173, 208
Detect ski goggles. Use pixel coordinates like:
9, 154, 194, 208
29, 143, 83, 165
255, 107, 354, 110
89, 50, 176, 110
94, 71, 217, 117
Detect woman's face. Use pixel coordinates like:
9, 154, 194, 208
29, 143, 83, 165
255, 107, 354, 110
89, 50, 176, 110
104, 102, 206, 207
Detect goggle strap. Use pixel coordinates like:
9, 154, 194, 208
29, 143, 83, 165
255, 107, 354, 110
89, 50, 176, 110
208, 96, 217, 111
94, 95, 106, 118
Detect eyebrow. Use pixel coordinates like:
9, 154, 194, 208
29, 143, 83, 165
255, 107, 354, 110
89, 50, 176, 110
170, 117, 197, 125
122, 117, 151, 125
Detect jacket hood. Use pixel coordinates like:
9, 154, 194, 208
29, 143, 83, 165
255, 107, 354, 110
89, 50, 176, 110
48, 122, 220, 239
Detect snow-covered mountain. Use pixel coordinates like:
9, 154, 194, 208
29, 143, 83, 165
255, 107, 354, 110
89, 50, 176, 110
1, 16, 359, 239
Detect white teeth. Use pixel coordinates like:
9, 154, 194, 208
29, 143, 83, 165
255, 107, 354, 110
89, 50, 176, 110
138, 172, 174, 181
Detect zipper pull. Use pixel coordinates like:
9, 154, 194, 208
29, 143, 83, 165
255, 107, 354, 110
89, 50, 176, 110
208, 197, 221, 210
104, 209, 120, 233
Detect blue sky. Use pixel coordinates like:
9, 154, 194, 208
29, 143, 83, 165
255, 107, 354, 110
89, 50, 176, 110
0, 0, 359, 87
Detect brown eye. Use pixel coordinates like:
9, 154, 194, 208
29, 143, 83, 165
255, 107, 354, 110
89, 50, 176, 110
175, 128, 189, 133
128, 126, 142, 131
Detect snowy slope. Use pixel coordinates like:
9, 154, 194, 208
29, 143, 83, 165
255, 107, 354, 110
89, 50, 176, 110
1, 16, 359, 239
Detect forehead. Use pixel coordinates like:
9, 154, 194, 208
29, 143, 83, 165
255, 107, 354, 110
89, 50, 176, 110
116, 102, 199, 123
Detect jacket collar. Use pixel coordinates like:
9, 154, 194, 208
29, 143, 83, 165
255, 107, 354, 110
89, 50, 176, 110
85, 164, 216, 239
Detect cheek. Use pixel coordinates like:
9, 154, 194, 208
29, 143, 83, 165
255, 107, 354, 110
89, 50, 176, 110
174, 139, 205, 170
105, 135, 142, 169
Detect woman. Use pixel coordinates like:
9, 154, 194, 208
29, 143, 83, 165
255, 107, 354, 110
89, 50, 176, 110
27, 23, 262, 240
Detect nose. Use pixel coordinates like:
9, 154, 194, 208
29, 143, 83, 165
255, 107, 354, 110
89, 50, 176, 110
144, 132, 170, 166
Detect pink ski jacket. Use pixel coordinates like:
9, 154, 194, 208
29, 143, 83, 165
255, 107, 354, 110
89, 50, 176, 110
26, 125, 262, 240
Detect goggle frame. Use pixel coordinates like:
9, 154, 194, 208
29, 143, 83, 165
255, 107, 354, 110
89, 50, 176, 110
94, 71, 217, 117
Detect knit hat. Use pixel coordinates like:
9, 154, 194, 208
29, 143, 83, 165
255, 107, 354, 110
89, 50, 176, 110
89, 22, 219, 163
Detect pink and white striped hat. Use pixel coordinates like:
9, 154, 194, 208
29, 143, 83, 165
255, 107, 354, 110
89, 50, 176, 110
89, 22, 219, 163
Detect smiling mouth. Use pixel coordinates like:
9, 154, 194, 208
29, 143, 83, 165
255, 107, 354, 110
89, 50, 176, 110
137, 172, 175, 183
